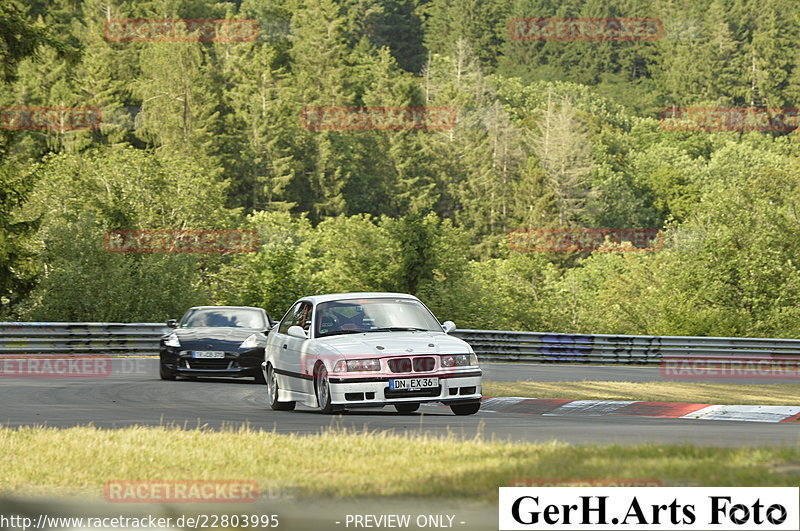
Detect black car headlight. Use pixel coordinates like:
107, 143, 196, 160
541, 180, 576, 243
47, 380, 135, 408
239, 334, 262, 349
164, 333, 181, 348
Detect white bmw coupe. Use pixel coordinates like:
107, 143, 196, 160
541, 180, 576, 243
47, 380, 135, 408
262, 292, 482, 415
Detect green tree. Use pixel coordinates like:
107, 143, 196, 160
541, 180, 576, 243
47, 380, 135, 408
19, 146, 233, 321
532, 90, 595, 226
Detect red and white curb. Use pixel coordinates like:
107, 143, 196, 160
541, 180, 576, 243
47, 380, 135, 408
480, 397, 800, 423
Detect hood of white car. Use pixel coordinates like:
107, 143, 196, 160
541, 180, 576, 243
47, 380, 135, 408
316, 332, 470, 357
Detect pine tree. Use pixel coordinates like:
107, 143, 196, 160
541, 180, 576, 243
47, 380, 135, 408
133, 39, 220, 159
747, 0, 799, 107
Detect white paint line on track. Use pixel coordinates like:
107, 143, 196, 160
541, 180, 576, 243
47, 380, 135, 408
480, 397, 527, 412
682, 405, 800, 423
480, 399, 800, 423
543, 400, 637, 416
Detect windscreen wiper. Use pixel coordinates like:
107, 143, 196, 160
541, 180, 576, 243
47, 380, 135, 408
319, 329, 369, 337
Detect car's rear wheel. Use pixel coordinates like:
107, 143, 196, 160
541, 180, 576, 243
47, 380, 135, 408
159, 364, 176, 381
314, 364, 338, 414
266, 364, 295, 411
394, 403, 420, 414
450, 401, 480, 415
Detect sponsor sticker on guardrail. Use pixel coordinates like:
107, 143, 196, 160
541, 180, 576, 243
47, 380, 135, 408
103, 229, 259, 253
0, 107, 102, 131
301, 106, 456, 131
509, 17, 664, 42
508, 228, 663, 253
499, 487, 799, 530
0, 356, 112, 378
660, 107, 799, 132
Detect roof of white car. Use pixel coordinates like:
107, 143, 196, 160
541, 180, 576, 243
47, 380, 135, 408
302, 292, 419, 304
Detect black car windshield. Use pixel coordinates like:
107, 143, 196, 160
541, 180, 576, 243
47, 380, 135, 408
315, 298, 441, 338
180, 308, 265, 329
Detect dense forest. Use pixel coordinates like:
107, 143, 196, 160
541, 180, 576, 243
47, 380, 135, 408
1, 0, 800, 337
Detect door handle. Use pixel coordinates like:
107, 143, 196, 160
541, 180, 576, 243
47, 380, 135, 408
282, 344, 288, 349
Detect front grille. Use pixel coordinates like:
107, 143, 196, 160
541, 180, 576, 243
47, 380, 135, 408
186, 359, 231, 370
388, 358, 412, 373
389, 357, 436, 373
384, 386, 441, 399
413, 357, 435, 372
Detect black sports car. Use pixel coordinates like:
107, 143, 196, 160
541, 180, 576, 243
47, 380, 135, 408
159, 306, 273, 382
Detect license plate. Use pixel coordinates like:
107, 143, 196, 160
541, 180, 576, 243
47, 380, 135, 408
193, 351, 225, 359
389, 377, 438, 390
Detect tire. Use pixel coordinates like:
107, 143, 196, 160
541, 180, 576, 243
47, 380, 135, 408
159, 364, 176, 381
266, 365, 295, 411
254, 367, 266, 384
450, 401, 480, 416
314, 364, 337, 414
394, 403, 420, 414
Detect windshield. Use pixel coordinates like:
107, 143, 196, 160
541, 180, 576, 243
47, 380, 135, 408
180, 308, 265, 329
315, 298, 442, 338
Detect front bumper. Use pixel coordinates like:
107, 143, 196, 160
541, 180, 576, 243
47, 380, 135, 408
160, 347, 263, 377
327, 370, 482, 406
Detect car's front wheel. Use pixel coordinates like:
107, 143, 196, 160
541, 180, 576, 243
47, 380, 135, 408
159, 364, 176, 381
314, 364, 338, 414
394, 403, 420, 414
266, 364, 295, 411
450, 401, 480, 415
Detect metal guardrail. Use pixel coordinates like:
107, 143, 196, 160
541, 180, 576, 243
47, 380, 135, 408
454, 329, 800, 365
0, 323, 799, 366
0, 322, 169, 355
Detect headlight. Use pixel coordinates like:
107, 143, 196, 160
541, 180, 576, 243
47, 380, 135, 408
239, 334, 261, 349
333, 359, 381, 372
440, 353, 478, 367
164, 333, 181, 348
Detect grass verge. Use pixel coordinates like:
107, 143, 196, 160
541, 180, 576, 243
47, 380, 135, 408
482, 381, 800, 405
1, 426, 799, 501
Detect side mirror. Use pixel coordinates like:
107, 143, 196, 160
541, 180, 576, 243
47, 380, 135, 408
167, 319, 178, 328
287, 325, 308, 339
441, 321, 456, 334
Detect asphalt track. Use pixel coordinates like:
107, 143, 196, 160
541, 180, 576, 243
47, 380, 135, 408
0, 359, 797, 446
